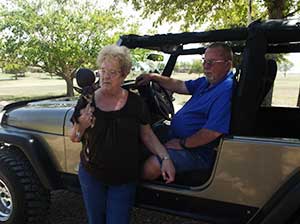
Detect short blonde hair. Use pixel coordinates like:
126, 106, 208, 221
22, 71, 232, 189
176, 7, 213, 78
96, 45, 132, 76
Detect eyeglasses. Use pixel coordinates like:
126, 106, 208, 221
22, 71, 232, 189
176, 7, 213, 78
202, 58, 228, 66
98, 69, 121, 77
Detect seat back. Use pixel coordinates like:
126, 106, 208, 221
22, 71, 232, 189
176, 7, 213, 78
230, 22, 268, 136
257, 59, 277, 106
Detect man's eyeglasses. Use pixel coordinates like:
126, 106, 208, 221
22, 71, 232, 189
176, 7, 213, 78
98, 69, 121, 77
202, 58, 228, 66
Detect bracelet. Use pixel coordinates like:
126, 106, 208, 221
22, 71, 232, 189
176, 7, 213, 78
161, 155, 170, 162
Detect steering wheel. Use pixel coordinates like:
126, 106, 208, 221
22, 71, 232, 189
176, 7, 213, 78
149, 81, 174, 120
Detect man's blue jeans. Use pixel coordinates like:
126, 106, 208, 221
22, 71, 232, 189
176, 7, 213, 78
78, 163, 136, 224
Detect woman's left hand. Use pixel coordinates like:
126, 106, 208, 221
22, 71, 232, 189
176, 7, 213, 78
78, 104, 95, 129
161, 159, 176, 184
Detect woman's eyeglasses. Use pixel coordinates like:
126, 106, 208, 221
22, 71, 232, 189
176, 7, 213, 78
98, 69, 121, 77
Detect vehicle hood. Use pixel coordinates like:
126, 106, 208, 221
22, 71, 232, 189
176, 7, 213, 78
1, 97, 76, 135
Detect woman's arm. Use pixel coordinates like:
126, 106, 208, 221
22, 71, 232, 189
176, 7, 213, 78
140, 124, 175, 183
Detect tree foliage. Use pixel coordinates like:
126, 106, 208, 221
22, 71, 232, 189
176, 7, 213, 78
122, 0, 300, 106
122, 0, 300, 30
0, 0, 136, 96
174, 60, 203, 74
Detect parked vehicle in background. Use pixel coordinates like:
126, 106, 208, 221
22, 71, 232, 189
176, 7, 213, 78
0, 18, 300, 224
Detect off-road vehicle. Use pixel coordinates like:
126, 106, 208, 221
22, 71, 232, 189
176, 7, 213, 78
0, 18, 300, 224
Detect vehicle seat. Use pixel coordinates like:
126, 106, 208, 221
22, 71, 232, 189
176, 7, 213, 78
230, 59, 277, 135
257, 59, 277, 105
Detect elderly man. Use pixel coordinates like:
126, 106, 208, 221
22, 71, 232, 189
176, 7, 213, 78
136, 42, 234, 181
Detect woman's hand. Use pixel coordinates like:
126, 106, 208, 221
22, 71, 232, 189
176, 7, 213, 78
78, 103, 95, 129
161, 159, 176, 184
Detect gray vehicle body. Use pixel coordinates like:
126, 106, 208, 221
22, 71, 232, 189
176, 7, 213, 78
0, 18, 300, 224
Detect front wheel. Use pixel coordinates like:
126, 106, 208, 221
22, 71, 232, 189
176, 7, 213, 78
0, 147, 50, 224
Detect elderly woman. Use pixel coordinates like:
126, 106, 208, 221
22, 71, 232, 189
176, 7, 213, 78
70, 45, 175, 224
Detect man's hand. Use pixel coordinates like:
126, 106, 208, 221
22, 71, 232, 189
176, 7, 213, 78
135, 73, 156, 86
161, 159, 176, 184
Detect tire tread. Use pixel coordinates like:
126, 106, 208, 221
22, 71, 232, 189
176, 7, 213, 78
0, 148, 50, 224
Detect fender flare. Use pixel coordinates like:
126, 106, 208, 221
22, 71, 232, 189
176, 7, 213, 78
247, 168, 300, 224
0, 128, 62, 190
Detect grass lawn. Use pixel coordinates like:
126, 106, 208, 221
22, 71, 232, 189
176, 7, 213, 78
0, 72, 66, 102
0, 71, 299, 109
171, 72, 300, 108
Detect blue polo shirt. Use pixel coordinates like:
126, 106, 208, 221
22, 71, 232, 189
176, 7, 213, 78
170, 71, 234, 139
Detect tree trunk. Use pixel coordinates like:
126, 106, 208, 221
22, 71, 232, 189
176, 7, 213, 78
247, 0, 252, 25
265, 0, 285, 19
263, 0, 285, 106
65, 77, 74, 97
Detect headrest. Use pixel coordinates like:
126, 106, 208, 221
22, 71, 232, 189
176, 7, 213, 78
265, 59, 277, 81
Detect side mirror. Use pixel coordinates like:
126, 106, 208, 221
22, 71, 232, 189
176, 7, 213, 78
147, 53, 164, 62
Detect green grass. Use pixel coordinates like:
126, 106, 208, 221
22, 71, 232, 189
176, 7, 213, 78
0, 72, 66, 102
0, 71, 299, 108
171, 72, 300, 108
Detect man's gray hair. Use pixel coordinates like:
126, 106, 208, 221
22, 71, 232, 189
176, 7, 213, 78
208, 42, 233, 61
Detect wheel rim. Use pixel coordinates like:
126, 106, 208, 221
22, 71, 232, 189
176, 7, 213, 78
0, 179, 13, 221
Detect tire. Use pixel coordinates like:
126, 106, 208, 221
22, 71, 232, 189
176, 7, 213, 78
0, 147, 50, 224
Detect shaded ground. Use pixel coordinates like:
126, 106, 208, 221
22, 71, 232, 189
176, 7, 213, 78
49, 190, 204, 224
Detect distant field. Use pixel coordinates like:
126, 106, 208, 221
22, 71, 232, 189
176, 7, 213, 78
0, 72, 299, 109
171, 72, 300, 107
272, 72, 300, 106
0, 72, 66, 102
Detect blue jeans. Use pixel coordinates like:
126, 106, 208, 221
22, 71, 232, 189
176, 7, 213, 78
78, 163, 136, 224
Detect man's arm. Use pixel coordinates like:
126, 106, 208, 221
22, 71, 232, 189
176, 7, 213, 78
183, 128, 222, 148
164, 128, 222, 150
136, 73, 189, 94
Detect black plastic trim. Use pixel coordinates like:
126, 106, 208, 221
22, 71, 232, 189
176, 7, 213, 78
136, 186, 257, 224
0, 129, 62, 190
118, 19, 300, 52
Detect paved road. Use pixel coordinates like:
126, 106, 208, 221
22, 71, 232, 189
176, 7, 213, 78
49, 190, 204, 224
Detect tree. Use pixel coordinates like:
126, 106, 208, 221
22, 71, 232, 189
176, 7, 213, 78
122, 0, 300, 30
278, 59, 294, 77
189, 59, 203, 74
0, 0, 135, 96
122, 0, 300, 106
